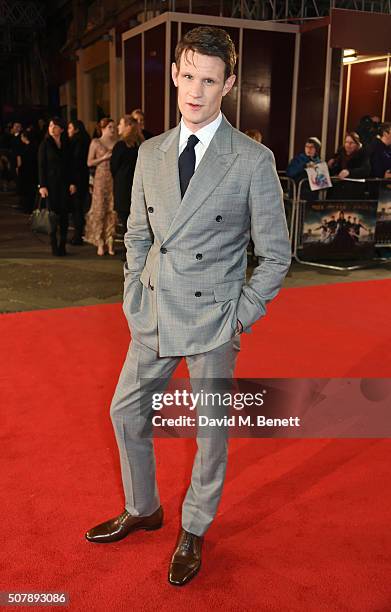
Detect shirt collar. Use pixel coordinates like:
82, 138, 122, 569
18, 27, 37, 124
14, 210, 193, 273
179, 111, 222, 149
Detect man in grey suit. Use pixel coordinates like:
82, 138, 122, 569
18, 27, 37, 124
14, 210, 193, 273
86, 26, 291, 586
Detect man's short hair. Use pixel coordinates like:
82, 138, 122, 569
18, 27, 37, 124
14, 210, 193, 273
379, 122, 391, 137
130, 108, 144, 118
175, 26, 236, 81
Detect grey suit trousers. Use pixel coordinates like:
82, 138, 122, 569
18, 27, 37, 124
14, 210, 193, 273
110, 335, 240, 536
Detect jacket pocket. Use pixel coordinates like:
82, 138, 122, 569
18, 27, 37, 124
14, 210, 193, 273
213, 280, 243, 302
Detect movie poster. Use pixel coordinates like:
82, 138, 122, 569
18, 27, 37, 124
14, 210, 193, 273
298, 201, 378, 260
375, 185, 391, 246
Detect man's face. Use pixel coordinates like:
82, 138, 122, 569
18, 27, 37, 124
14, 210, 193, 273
172, 50, 236, 132
13, 122, 22, 135
382, 130, 391, 146
132, 112, 144, 129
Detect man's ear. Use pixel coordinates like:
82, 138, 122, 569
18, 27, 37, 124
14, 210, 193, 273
222, 74, 236, 97
171, 62, 179, 87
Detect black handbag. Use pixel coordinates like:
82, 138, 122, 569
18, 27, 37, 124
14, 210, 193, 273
31, 196, 57, 235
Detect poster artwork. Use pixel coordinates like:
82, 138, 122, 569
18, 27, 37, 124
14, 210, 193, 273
375, 184, 391, 246
300, 201, 378, 260
305, 162, 332, 191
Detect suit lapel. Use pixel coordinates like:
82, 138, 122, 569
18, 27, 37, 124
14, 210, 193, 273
156, 125, 182, 230
162, 115, 237, 242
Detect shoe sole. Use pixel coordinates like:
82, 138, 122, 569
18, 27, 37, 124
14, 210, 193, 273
85, 521, 163, 543
168, 563, 201, 586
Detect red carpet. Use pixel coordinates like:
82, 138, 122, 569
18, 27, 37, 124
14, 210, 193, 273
1, 280, 391, 611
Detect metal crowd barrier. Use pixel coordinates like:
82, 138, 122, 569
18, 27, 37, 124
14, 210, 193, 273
291, 177, 391, 271
278, 174, 296, 243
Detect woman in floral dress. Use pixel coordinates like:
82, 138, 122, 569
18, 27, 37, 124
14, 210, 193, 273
85, 117, 117, 255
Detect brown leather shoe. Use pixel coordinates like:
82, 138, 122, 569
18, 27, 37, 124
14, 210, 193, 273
85, 506, 163, 543
168, 528, 203, 586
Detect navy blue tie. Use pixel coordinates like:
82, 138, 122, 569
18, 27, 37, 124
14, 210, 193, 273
178, 134, 199, 198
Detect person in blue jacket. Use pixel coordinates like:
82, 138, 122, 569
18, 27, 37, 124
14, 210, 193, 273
286, 137, 322, 182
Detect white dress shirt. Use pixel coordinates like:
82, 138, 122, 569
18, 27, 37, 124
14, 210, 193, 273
178, 112, 222, 171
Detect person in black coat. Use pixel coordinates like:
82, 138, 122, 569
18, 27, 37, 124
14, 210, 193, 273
327, 132, 370, 200
38, 117, 77, 256
368, 123, 391, 179
355, 115, 379, 148
367, 123, 391, 199
10, 122, 23, 200
16, 130, 38, 213
110, 115, 143, 258
68, 120, 91, 244
9, 121, 23, 173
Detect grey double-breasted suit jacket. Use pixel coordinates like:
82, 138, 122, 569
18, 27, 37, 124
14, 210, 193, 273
122, 114, 291, 357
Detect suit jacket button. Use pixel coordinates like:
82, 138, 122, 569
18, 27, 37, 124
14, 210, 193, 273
195, 291, 202, 297
216, 215, 222, 222
160, 247, 167, 254
196, 253, 202, 260
148, 207, 154, 213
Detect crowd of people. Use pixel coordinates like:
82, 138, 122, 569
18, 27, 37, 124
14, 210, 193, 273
0, 110, 150, 257
0, 112, 267, 259
286, 116, 391, 199
1, 111, 390, 258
